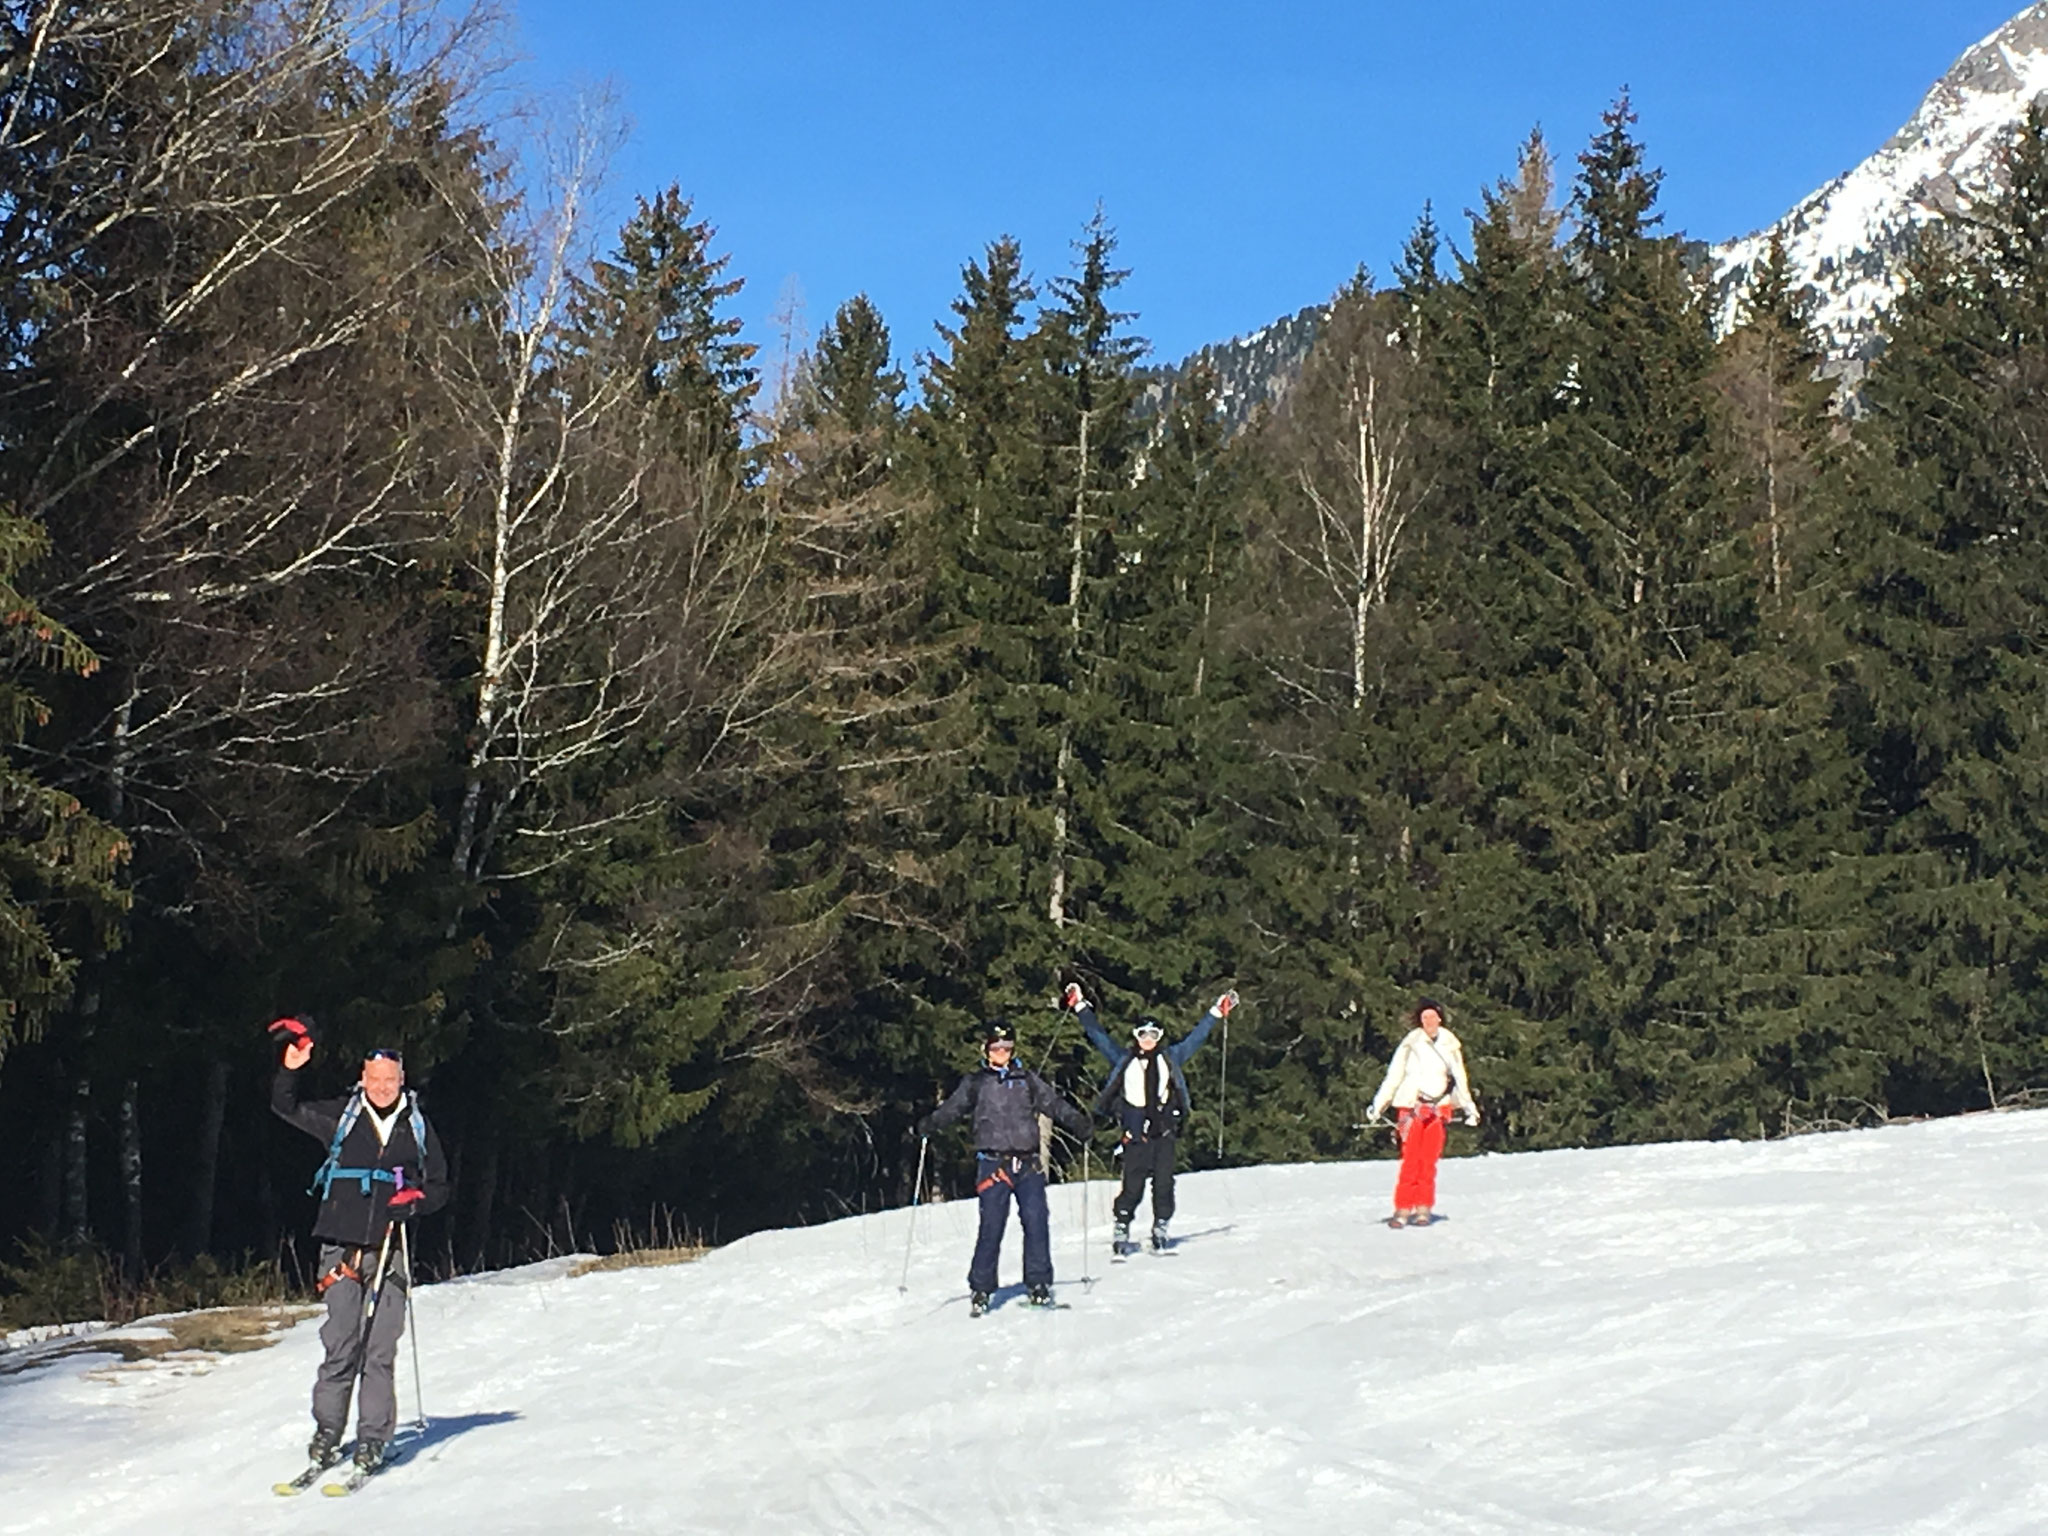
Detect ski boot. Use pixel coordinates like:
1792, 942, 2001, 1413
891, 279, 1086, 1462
1150, 1220, 1170, 1252
1411, 1207, 1435, 1228
1386, 1208, 1411, 1229
1111, 1218, 1131, 1256
307, 1426, 343, 1469
352, 1438, 386, 1472
1026, 1283, 1054, 1307
970, 1290, 991, 1318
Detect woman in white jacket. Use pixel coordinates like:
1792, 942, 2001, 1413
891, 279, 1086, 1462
1367, 998, 1479, 1227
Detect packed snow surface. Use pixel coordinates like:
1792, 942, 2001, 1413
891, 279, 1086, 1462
7, 1111, 2048, 1533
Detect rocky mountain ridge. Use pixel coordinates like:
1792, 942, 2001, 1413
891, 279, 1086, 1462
1165, 5, 2048, 422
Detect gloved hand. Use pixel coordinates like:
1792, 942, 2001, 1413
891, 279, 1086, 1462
267, 1016, 316, 1070
1061, 982, 1089, 1013
914, 1116, 932, 1140
1214, 990, 1238, 1018
1465, 1106, 1482, 1127
387, 1187, 426, 1223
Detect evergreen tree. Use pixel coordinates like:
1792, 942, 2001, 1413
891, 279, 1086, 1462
578, 185, 760, 469
1831, 107, 2048, 1114
910, 236, 1060, 1023
0, 510, 128, 1071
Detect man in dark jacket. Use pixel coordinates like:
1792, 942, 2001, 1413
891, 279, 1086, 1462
1067, 983, 1233, 1253
271, 1019, 449, 1473
916, 1020, 1093, 1315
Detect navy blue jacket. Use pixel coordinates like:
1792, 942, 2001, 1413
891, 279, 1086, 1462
920, 1062, 1092, 1155
1081, 1003, 1220, 1139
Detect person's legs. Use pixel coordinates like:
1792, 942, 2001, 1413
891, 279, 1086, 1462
1113, 1138, 1149, 1224
1151, 1133, 1178, 1225
1395, 1110, 1447, 1212
1016, 1167, 1053, 1287
968, 1157, 1014, 1293
351, 1265, 409, 1444
312, 1246, 366, 1435
1392, 1111, 1432, 1210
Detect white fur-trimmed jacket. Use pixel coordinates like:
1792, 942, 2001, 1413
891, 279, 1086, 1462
1368, 1027, 1478, 1120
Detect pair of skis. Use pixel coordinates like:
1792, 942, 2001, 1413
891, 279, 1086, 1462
969, 1292, 1070, 1318
273, 1440, 406, 1498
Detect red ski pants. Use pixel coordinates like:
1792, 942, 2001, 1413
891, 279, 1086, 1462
1393, 1105, 1453, 1209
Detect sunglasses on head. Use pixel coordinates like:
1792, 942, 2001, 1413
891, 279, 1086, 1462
364, 1048, 404, 1064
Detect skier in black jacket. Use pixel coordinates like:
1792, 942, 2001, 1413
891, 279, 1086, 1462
270, 1018, 448, 1474
916, 1020, 1093, 1315
1068, 982, 1233, 1253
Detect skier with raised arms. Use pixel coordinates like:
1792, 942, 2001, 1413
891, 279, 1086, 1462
268, 1017, 448, 1492
1368, 997, 1479, 1227
915, 1020, 1094, 1316
1064, 982, 1233, 1255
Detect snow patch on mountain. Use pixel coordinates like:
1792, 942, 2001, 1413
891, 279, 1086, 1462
1712, 4, 2048, 358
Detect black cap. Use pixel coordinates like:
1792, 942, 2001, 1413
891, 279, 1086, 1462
983, 1019, 1016, 1046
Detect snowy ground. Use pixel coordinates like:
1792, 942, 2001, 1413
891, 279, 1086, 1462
7, 1112, 2048, 1534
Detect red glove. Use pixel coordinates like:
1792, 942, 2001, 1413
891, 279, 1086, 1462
1215, 990, 1238, 1018
387, 1187, 426, 1222
268, 1016, 315, 1069
1062, 982, 1089, 1012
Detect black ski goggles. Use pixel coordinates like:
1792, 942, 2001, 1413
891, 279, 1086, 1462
364, 1047, 404, 1064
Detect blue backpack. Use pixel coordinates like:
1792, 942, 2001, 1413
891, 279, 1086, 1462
310, 1088, 429, 1200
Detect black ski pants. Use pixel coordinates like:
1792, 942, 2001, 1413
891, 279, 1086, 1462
1114, 1132, 1176, 1225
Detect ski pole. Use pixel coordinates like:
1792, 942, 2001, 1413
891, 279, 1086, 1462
898, 1136, 929, 1295
1217, 1013, 1229, 1158
347, 1222, 398, 1398
1079, 1141, 1092, 1288
400, 1221, 426, 1433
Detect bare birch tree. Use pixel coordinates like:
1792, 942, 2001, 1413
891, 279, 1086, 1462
1276, 281, 1432, 709
5, 0, 495, 899
433, 125, 785, 890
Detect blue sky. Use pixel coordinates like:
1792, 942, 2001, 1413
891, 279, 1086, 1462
504, 1, 2027, 375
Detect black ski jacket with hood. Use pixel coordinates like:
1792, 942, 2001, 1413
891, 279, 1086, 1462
273, 1069, 450, 1248
920, 1063, 1092, 1156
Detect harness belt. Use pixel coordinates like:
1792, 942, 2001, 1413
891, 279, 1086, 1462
974, 1152, 1038, 1192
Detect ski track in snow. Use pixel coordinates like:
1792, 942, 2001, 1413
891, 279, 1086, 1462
6, 1113, 2048, 1533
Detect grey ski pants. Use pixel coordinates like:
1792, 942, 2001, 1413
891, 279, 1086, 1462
311, 1240, 408, 1443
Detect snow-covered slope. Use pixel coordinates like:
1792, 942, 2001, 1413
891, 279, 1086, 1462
9, 1113, 2048, 1534
1712, 5, 2048, 358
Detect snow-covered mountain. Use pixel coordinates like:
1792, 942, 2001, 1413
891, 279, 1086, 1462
10, 1111, 2048, 1532
1712, 4, 2048, 362
1179, 6, 2048, 421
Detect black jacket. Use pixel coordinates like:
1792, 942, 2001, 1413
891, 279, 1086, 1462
920, 1063, 1092, 1155
273, 1069, 450, 1247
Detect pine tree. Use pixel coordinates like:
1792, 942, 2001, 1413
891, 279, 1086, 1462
1829, 106, 2048, 1114
578, 185, 760, 470
909, 236, 1063, 1023
0, 510, 128, 1072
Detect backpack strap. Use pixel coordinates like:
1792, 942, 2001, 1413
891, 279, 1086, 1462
310, 1087, 367, 1199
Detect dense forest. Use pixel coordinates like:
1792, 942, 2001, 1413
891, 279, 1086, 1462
6, 0, 2048, 1308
